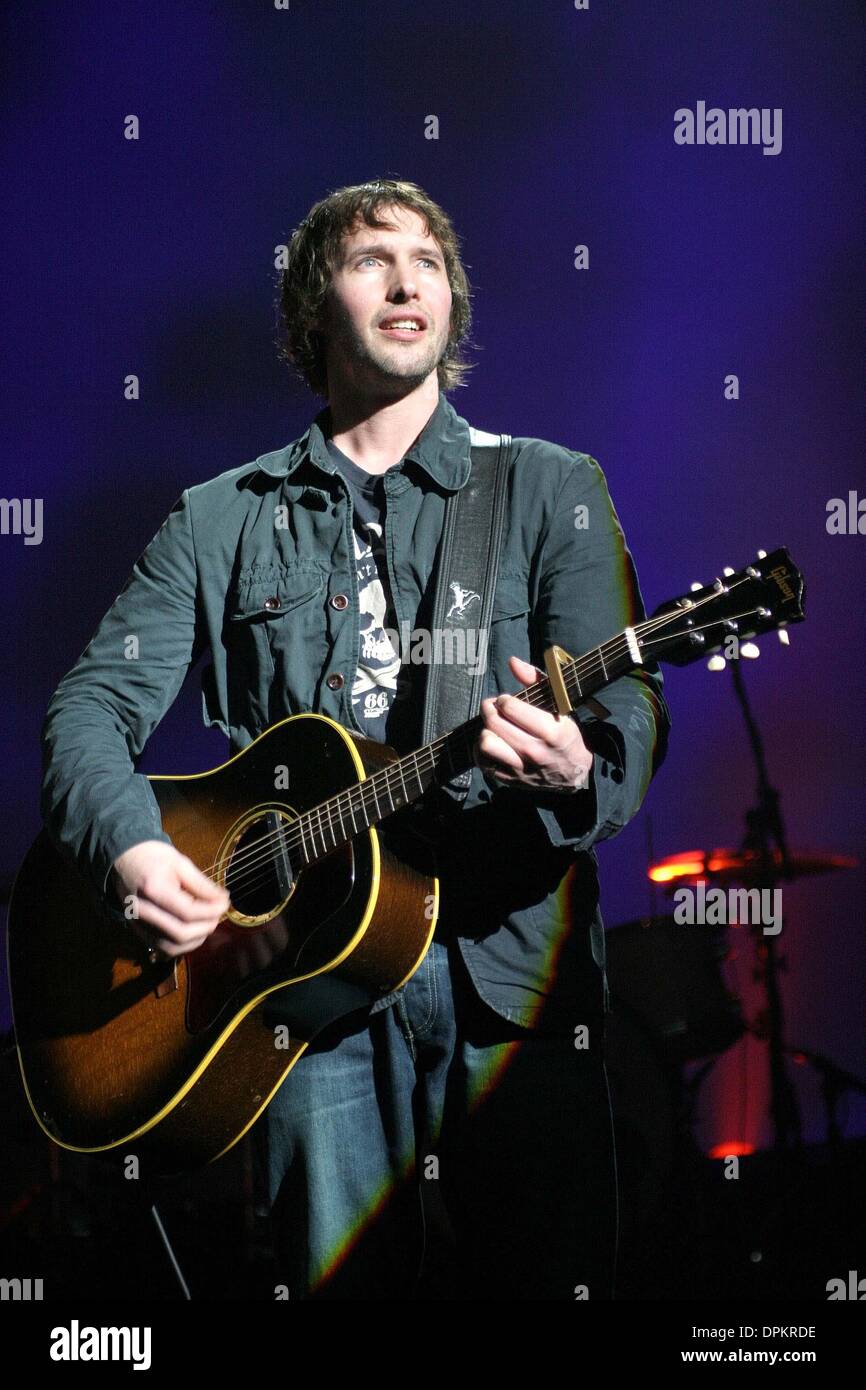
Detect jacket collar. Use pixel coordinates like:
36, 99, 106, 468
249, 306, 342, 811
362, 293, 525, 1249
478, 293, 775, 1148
254, 390, 473, 491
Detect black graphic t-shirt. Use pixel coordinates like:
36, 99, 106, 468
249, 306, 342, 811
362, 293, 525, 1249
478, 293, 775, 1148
325, 440, 403, 741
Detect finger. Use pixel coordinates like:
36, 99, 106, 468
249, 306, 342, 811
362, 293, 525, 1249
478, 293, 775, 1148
508, 654, 545, 687
137, 879, 229, 925
126, 918, 211, 960
128, 897, 222, 944
493, 689, 582, 750
152, 933, 211, 959
476, 728, 525, 775
177, 858, 231, 904
483, 694, 564, 754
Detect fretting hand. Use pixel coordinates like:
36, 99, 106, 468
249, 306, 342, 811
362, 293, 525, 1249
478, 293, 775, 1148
473, 654, 593, 794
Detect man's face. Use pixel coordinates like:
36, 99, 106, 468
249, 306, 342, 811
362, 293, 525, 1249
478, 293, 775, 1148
319, 204, 453, 398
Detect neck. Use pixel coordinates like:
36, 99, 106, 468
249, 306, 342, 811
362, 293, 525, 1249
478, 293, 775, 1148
325, 380, 440, 474
283, 621, 642, 870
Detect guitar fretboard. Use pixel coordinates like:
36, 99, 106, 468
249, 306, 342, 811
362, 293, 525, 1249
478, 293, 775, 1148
289, 623, 642, 869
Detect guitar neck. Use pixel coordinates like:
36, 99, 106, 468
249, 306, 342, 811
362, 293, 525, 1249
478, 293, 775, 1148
291, 624, 641, 869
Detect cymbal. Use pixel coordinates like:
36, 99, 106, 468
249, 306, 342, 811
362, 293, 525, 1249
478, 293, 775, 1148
648, 847, 858, 890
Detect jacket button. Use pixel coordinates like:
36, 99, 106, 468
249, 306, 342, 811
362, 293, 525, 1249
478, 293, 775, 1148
263, 596, 281, 611
326, 672, 345, 690
330, 593, 349, 611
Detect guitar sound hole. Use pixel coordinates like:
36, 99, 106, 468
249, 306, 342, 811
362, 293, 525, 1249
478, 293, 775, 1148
225, 812, 293, 922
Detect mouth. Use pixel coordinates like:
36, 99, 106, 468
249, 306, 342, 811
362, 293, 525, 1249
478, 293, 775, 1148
378, 315, 427, 340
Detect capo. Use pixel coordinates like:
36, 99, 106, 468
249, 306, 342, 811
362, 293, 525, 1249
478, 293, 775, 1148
543, 644, 611, 722
544, 644, 575, 715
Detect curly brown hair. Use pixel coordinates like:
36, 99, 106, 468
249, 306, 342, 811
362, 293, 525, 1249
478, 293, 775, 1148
274, 178, 476, 399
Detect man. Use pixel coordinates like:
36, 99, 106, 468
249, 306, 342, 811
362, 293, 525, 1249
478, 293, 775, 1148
40, 178, 670, 1300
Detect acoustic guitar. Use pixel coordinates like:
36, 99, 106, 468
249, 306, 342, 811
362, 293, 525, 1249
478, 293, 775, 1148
7, 549, 804, 1174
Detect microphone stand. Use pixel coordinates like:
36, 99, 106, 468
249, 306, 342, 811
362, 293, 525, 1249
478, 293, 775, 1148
729, 658, 802, 1149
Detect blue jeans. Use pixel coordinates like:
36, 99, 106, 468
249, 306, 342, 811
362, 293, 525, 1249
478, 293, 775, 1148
263, 935, 618, 1299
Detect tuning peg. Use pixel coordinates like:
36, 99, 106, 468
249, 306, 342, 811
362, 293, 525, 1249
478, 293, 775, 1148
723, 566, 735, 577
741, 642, 760, 659
757, 549, 767, 559
707, 655, 727, 672
777, 629, 790, 646
690, 582, 702, 592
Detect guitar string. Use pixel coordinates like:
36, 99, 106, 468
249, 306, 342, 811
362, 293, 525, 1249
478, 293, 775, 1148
208, 627, 644, 893
204, 588, 768, 898
221, 598, 770, 902
212, 578, 762, 890
198, 660, 627, 899
638, 609, 763, 653
201, 583, 764, 893
203, 586, 763, 894
209, 585, 741, 888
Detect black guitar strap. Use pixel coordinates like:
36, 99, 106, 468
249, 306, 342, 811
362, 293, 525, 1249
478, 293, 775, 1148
420, 432, 513, 803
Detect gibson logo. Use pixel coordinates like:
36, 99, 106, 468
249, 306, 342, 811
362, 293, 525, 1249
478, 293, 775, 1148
769, 565, 793, 602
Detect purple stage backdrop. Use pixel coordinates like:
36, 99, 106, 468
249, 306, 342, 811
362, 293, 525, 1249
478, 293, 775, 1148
1, 0, 863, 1154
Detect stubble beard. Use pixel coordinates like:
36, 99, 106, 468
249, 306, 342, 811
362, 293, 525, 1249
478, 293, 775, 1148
339, 316, 448, 395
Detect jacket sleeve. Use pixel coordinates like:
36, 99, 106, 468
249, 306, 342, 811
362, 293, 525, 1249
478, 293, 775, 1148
524, 450, 670, 852
40, 489, 203, 905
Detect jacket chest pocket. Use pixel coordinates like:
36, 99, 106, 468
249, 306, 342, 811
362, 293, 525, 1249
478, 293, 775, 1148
225, 564, 329, 723
484, 575, 532, 693
489, 575, 531, 647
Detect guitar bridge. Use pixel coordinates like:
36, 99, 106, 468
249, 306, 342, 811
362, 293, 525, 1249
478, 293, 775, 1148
154, 961, 179, 998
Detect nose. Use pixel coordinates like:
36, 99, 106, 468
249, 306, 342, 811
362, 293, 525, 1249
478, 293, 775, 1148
386, 255, 420, 302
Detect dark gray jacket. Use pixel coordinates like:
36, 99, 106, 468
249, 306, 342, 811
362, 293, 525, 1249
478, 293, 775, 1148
41, 390, 670, 1030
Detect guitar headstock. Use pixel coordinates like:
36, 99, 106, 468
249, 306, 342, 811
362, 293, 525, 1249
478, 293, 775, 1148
642, 547, 805, 667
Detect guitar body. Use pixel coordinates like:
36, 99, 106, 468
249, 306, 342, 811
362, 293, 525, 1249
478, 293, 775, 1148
8, 713, 438, 1174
